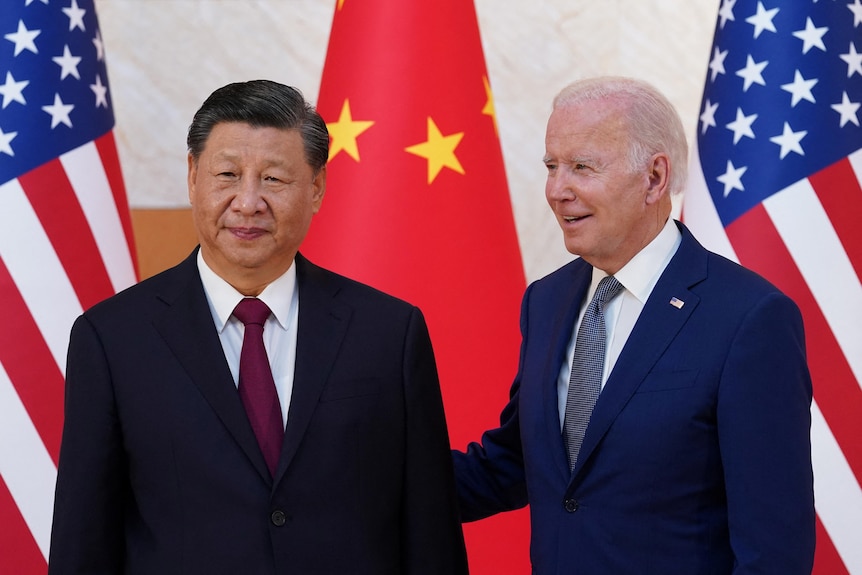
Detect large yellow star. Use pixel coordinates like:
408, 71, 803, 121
327, 99, 374, 162
405, 117, 465, 184
482, 75, 499, 136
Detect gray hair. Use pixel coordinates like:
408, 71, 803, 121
553, 76, 689, 195
187, 80, 329, 174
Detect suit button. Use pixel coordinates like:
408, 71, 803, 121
271, 510, 286, 526
564, 499, 579, 513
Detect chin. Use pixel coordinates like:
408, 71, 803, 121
562, 238, 585, 256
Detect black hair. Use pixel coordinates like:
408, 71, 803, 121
186, 80, 329, 173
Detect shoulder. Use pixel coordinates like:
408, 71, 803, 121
673, 226, 801, 324
676, 222, 786, 298
706, 249, 777, 290
700, 244, 787, 303
527, 257, 590, 297
295, 255, 433, 348
295, 253, 420, 314
82, 249, 200, 324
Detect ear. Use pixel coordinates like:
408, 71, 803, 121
187, 153, 197, 205
644, 153, 670, 205
311, 166, 326, 213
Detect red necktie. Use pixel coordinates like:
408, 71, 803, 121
233, 298, 283, 477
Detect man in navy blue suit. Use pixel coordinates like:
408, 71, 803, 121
453, 76, 815, 574
49, 80, 467, 574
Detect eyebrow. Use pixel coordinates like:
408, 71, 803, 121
543, 155, 594, 165
211, 151, 288, 168
211, 151, 241, 162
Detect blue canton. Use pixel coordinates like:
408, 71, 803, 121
0, 0, 115, 186
697, 0, 862, 227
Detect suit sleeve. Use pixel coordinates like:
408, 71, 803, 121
451, 285, 531, 522
49, 314, 127, 574
719, 292, 815, 574
401, 307, 469, 575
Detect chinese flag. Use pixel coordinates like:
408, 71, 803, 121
303, 0, 530, 572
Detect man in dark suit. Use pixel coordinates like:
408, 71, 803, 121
48, 80, 468, 574
453, 76, 815, 574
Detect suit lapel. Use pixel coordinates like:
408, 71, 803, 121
151, 250, 272, 483
274, 254, 351, 484
571, 224, 708, 485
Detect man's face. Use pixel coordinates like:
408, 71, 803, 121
544, 100, 660, 275
188, 122, 325, 294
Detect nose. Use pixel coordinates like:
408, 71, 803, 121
546, 169, 576, 204
232, 178, 268, 215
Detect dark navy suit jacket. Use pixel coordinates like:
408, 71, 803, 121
49, 250, 467, 575
454, 222, 815, 574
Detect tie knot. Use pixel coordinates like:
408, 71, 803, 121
233, 298, 272, 327
592, 275, 624, 308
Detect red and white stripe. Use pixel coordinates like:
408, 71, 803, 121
684, 141, 862, 575
0, 132, 136, 569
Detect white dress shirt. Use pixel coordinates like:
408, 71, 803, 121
197, 251, 299, 427
557, 217, 682, 428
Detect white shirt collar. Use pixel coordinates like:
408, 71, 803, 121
594, 217, 682, 303
196, 250, 298, 333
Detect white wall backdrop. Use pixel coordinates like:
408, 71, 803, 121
95, 0, 718, 282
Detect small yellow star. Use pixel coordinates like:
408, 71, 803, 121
482, 76, 499, 136
327, 99, 374, 162
337, 0, 346, 10
405, 117, 465, 184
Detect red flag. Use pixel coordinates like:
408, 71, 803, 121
0, 1, 137, 572
305, 0, 530, 571
683, 1, 862, 572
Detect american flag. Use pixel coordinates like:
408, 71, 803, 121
0, 0, 136, 571
682, 1, 862, 573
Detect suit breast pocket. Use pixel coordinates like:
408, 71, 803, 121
634, 368, 699, 393
320, 377, 382, 402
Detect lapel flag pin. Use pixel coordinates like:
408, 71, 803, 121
669, 297, 685, 309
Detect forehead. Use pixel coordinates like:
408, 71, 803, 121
545, 101, 629, 155
202, 122, 303, 158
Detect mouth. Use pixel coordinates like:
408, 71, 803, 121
562, 215, 588, 223
229, 227, 267, 240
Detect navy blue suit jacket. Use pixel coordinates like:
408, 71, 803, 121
454, 222, 815, 574
49, 251, 467, 575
